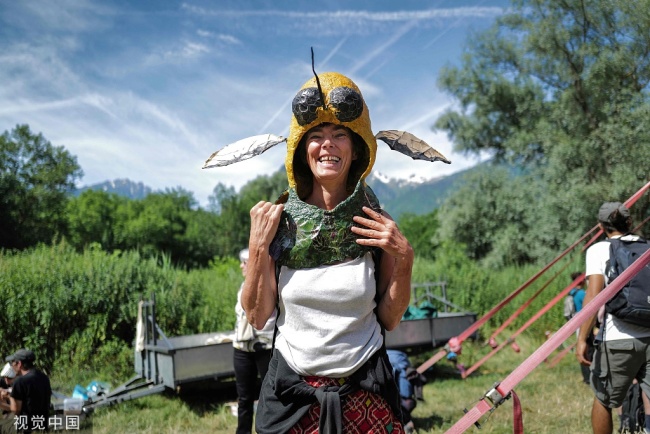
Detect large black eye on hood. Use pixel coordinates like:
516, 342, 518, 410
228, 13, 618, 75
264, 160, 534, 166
292, 87, 321, 126
292, 86, 364, 126
329, 86, 363, 122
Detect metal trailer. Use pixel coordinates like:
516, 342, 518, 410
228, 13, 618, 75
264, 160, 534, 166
69, 282, 475, 412
63, 295, 238, 413
385, 312, 476, 351
386, 281, 477, 350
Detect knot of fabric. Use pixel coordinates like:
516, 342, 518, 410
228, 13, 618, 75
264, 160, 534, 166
313, 383, 354, 434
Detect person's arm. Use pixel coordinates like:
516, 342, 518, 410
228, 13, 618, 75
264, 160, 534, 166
576, 273, 605, 366
352, 206, 414, 331
241, 201, 283, 329
0, 389, 10, 412
10, 396, 21, 414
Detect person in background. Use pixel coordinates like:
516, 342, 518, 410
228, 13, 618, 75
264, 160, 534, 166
0, 364, 14, 390
0, 349, 51, 433
233, 248, 276, 434
576, 202, 650, 434
568, 271, 586, 315
567, 272, 590, 384
0, 363, 16, 417
387, 350, 422, 434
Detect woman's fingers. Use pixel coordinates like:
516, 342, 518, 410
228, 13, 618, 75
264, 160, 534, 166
352, 207, 409, 258
250, 201, 284, 246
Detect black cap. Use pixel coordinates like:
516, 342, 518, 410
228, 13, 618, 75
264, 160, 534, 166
5, 349, 36, 363
597, 202, 630, 224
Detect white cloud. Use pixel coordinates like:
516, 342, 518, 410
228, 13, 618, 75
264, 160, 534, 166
181, 5, 504, 21
216, 34, 241, 45
180, 4, 505, 36
197, 29, 214, 38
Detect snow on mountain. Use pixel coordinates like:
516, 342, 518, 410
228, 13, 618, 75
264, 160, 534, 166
370, 171, 438, 186
372, 171, 392, 184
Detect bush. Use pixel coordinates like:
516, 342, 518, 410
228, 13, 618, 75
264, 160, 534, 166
0, 242, 240, 374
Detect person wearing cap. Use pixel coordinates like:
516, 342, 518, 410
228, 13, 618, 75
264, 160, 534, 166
1, 363, 16, 417
577, 202, 650, 434
0, 363, 15, 390
232, 248, 276, 434
0, 349, 51, 433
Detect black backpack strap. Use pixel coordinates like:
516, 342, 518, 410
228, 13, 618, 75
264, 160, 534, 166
605, 238, 619, 280
271, 261, 281, 351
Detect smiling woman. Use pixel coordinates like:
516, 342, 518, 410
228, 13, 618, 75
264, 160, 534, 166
203, 68, 450, 434
244, 71, 411, 434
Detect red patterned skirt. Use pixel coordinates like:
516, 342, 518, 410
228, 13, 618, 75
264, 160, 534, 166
288, 376, 404, 434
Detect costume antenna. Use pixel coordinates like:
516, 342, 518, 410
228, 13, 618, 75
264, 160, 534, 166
310, 47, 326, 110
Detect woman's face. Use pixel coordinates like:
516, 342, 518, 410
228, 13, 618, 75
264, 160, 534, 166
304, 123, 357, 186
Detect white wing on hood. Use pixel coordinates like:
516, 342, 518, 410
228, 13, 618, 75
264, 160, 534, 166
203, 134, 287, 169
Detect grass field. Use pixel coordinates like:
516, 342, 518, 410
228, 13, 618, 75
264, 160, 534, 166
67, 332, 596, 434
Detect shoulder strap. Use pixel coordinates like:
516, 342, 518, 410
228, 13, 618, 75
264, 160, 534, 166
372, 247, 383, 304
606, 238, 622, 278
270, 261, 281, 351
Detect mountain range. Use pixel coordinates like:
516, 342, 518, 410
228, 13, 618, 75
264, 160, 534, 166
365, 169, 469, 218
74, 179, 153, 200
75, 166, 475, 218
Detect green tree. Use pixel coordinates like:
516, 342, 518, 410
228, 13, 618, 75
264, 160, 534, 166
399, 210, 440, 260
66, 190, 126, 251
0, 124, 83, 249
208, 183, 242, 256
208, 168, 288, 257
111, 188, 220, 268
435, 165, 551, 267
67, 187, 222, 268
180, 207, 222, 268
434, 0, 650, 264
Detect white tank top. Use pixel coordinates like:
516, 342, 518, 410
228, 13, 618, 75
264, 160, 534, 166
275, 252, 383, 377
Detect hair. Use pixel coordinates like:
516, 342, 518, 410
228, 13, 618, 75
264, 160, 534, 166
600, 209, 632, 234
20, 360, 34, 370
239, 248, 249, 263
292, 123, 370, 200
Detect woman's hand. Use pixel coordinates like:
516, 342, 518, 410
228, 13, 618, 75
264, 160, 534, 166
249, 201, 284, 250
351, 206, 414, 263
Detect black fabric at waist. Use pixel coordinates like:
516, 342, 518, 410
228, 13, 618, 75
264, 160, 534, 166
255, 347, 403, 434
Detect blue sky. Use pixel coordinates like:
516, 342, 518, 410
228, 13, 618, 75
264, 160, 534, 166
0, 0, 508, 206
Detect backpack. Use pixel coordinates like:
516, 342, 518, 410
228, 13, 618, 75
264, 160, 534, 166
619, 381, 644, 434
563, 292, 576, 320
605, 237, 650, 327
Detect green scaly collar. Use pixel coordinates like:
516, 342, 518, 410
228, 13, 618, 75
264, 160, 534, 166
270, 181, 381, 269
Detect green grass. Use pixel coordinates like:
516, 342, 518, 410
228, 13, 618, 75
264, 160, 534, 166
69, 332, 594, 434
410, 333, 593, 433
